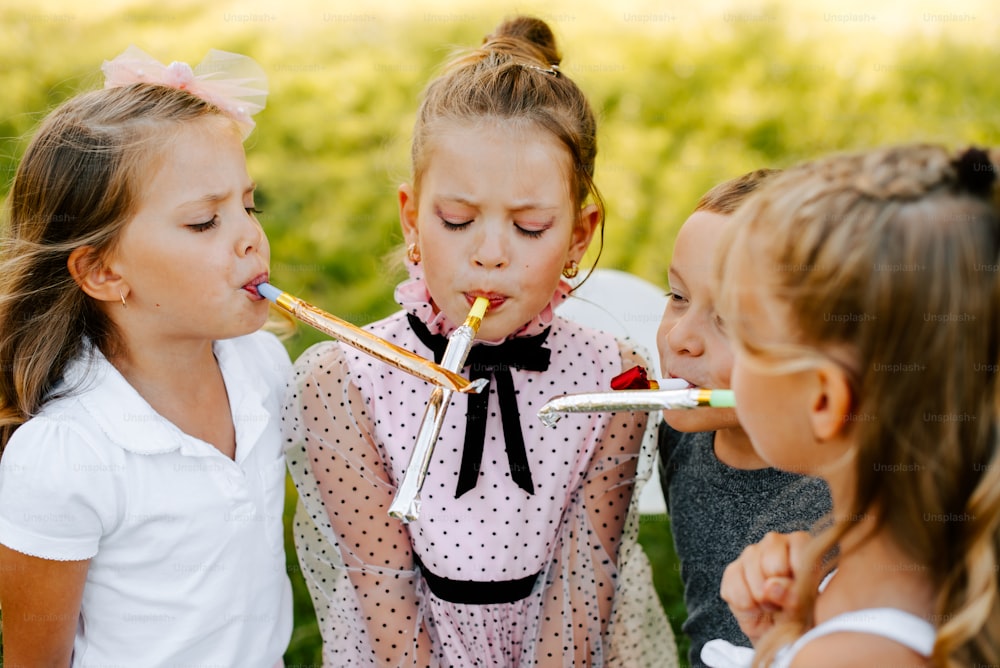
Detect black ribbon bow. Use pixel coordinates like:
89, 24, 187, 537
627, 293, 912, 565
407, 313, 551, 498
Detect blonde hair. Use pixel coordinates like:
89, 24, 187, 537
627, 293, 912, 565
695, 168, 780, 215
409, 16, 605, 271
0, 83, 229, 450
716, 144, 1000, 667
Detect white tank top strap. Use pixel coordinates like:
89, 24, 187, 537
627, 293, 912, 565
700, 609, 935, 668
787, 607, 936, 658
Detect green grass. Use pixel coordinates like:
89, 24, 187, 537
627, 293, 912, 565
281, 480, 322, 664
638, 514, 691, 667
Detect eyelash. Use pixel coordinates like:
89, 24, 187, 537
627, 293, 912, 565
438, 217, 547, 238
667, 290, 725, 328
189, 207, 261, 233
189, 217, 219, 233
439, 217, 472, 231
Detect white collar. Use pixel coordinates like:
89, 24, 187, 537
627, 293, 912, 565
62, 339, 269, 461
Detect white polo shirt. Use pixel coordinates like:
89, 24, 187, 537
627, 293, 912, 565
0, 331, 293, 667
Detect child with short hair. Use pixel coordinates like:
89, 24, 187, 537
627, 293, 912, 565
0, 47, 291, 666
284, 15, 675, 667
657, 169, 832, 666
703, 144, 1000, 667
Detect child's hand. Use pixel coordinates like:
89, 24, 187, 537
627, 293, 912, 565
719, 531, 811, 645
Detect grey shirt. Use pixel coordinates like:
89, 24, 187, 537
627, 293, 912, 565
658, 423, 831, 667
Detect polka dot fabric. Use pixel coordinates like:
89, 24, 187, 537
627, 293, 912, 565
283, 308, 677, 667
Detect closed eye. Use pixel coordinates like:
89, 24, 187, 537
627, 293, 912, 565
439, 217, 472, 231
189, 216, 219, 232
515, 218, 553, 238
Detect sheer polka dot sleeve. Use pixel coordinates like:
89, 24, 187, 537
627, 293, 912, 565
283, 342, 437, 667
602, 342, 676, 666
526, 340, 676, 667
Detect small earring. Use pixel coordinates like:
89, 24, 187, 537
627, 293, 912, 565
562, 260, 579, 279
406, 242, 421, 264
120, 290, 128, 309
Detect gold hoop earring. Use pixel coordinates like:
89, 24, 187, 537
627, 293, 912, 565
406, 242, 421, 264
562, 260, 579, 279
120, 290, 128, 309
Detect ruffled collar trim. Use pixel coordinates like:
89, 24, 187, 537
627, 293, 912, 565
394, 263, 571, 344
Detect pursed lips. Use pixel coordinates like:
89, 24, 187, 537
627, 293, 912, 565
667, 373, 698, 389
242, 272, 269, 298
465, 291, 507, 308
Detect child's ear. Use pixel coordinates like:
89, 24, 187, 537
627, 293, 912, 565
569, 203, 601, 259
398, 183, 419, 244
808, 360, 853, 442
67, 246, 126, 304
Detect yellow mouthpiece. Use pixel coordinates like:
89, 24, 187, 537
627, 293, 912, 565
470, 296, 490, 321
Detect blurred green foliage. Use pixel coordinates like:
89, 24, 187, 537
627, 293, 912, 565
2, 0, 998, 664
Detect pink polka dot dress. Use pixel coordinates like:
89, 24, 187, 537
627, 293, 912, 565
283, 273, 676, 667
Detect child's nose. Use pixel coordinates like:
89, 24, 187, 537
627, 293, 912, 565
237, 214, 265, 257
470, 225, 509, 269
666, 311, 705, 356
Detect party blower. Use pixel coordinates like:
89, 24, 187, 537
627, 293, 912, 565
536, 376, 735, 427
388, 297, 490, 523
257, 283, 488, 395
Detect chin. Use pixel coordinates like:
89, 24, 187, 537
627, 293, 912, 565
234, 308, 270, 336
476, 316, 520, 341
663, 407, 734, 433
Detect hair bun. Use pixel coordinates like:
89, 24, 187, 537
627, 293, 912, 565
485, 16, 562, 67
954, 146, 997, 196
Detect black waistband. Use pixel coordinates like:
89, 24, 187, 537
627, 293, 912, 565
413, 553, 540, 605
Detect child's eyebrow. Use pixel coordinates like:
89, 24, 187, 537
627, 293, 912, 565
183, 193, 226, 206
436, 194, 558, 213
181, 182, 257, 208
436, 193, 477, 206
509, 204, 558, 213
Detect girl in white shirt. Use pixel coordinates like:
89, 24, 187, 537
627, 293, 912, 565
0, 47, 292, 666
702, 143, 1000, 668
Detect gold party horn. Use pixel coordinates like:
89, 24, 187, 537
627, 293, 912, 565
258, 283, 487, 395
388, 297, 490, 523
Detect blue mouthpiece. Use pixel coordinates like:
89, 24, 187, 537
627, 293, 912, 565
257, 282, 281, 303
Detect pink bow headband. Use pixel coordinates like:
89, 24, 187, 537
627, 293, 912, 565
102, 46, 268, 138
